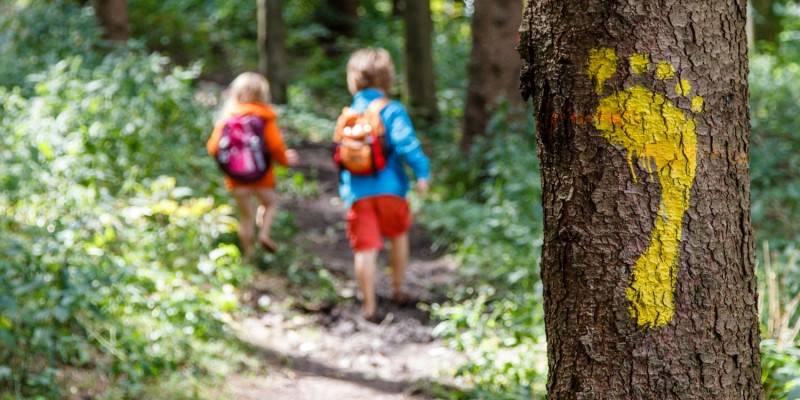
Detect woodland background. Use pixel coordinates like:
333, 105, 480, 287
1, 0, 800, 399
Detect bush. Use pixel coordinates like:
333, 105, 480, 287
0, 46, 256, 398
759, 243, 800, 400
422, 105, 547, 399
127, 0, 258, 73
0, 0, 103, 91
749, 54, 800, 247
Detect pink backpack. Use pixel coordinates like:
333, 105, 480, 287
215, 115, 270, 182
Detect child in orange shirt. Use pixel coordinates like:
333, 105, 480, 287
207, 72, 298, 260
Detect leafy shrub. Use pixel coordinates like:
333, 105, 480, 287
767, 3, 800, 62
281, 0, 473, 119
127, 0, 258, 73
422, 105, 547, 399
762, 341, 800, 400
759, 243, 800, 400
749, 54, 800, 247
732, 11, 800, 392
0, 46, 257, 397
0, 0, 103, 91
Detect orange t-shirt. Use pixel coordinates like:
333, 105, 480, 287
206, 102, 289, 191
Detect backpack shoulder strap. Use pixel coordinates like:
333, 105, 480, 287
364, 98, 390, 137
366, 98, 390, 115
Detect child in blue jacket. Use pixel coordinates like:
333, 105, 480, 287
338, 48, 430, 321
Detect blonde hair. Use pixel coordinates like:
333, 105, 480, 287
346, 48, 395, 95
223, 72, 271, 115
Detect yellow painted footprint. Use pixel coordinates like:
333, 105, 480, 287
587, 48, 703, 328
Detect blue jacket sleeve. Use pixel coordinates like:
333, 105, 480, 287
382, 101, 431, 180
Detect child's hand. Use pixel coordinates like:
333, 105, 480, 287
416, 179, 429, 195
285, 149, 299, 166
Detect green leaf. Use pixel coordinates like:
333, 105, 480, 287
38, 141, 54, 160
53, 306, 70, 323
0, 295, 16, 311
0, 328, 15, 347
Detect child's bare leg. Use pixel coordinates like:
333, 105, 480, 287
256, 204, 264, 228
232, 189, 256, 260
388, 232, 409, 301
354, 249, 379, 318
254, 189, 277, 251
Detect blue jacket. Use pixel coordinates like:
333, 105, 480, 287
338, 89, 431, 207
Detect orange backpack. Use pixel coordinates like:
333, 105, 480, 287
333, 98, 390, 176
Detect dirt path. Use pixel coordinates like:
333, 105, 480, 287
218, 142, 464, 399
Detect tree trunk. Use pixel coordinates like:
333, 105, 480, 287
750, 0, 782, 44
519, 1, 763, 398
93, 0, 129, 41
324, 0, 359, 36
403, 0, 438, 122
258, 0, 288, 104
462, 0, 524, 149
392, 0, 405, 17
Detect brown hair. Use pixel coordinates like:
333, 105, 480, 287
223, 72, 270, 115
346, 48, 395, 95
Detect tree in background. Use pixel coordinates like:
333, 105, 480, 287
314, 0, 360, 52
392, 0, 405, 17
462, 0, 524, 149
403, 0, 438, 122
326, 0, 360, 36
519, 0, 763, 397
751, 0, 783, 44
258, 0, 288, 104
93, 0, 129, 41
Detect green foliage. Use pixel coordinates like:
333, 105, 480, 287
762, 342, 800, 400
431, 287, 546, 399
15, 53, 212, 194
0, 0, 103, 91
282, 0, 473, 118
127, 0, 257, 73
422, 106, 546, 399
750, 54, 800, 247
749, 12, 800, 395
759, 243, 800, 400
761, 2, 800, 61
0, 35, 258, 396
283, 0, 404, 117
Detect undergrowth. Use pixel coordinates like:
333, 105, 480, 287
421, 105, 548, 399
0, 3, 264, 398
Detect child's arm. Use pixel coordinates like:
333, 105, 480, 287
384, 103, 431, 182
206, 122, 224, 156
264, 117, 296, 166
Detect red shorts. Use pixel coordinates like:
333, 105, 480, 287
346, 195, 412, 251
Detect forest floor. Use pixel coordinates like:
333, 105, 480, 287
210, 142, 466, 399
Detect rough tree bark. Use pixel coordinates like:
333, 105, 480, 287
93, 0, 129, 41
462, 0, 524, 149
519, 1, 763, 398
258, 0, 288, 104
404, 0, 438, 122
